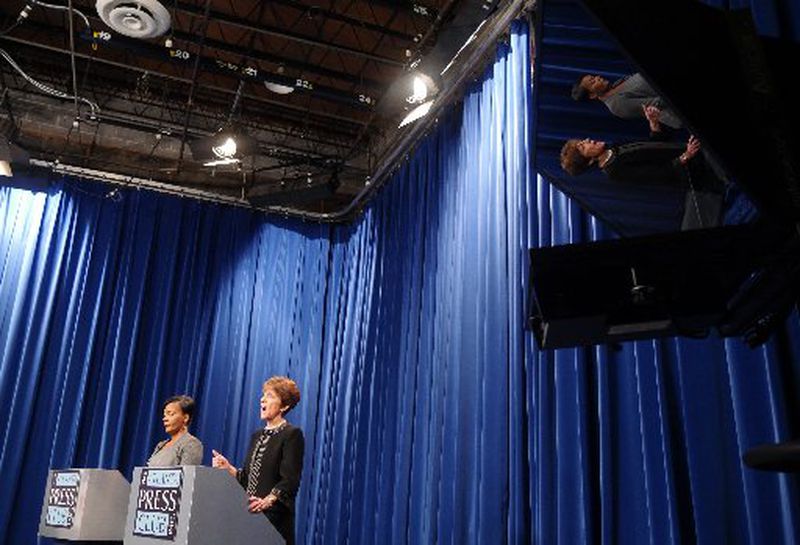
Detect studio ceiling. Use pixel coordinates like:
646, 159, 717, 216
0, 0, 458, 214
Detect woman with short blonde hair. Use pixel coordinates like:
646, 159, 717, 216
212, 376, 304, 545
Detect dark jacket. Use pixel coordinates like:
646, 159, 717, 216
237, 424, 304, 545
603, 131, 723, 194
602, 140, 688, 187
601, 131, 725, 229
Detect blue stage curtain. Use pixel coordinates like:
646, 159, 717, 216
296, 24, 536, 545
0, 181, 332, 544
530, 175, 800, 544
1, 18, 799, 545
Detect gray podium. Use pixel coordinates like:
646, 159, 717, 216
38, 468, 131, 541
124, 465, 284, 545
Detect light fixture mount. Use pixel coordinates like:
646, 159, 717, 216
96, 0, 171, 39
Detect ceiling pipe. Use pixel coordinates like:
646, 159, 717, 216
29, 158, 254, 206
2, 1, 528, 222
175, 0, 213, 174
169, 29, 384, 91
14, 3, 389, 89
0, 10, 383, 112
77, 30, 377, 109
0, 34, 369, 128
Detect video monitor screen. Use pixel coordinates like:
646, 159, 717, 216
531, 0, 759, 240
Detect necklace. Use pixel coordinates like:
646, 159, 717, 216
598, 149, 614, 168
266, 419, 287, 431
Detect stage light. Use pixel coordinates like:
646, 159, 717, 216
391, 0, 501, 129
408, 74, 436, 104
213, 137, 237, 159
399, 100, 435, 128
264, 81, 295, 95
396, 71, 439, 128
202, 157, 240, 167
190, 129, 257, 167
203, 136, 241, 167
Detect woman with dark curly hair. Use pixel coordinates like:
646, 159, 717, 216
212, 376, 304, 545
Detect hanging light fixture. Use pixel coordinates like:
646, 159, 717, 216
399, 100, 436, 128
264, 81, 295, 95
408, 73, 438, 105
398, 70, 440, 128
190, 80, 259, 168
190, 128, 257, 168
394, 0, 501, 129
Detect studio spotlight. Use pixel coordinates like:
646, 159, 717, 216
399, 100, 435, 128
397, 71, 440, 128
190, 129, 257, 168
407, 73, 439, 105
207, 136, 238, 166
264, 81, 295, 95
390, 0, 502, 129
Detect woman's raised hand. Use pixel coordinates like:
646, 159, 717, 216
680, 135, 701, 164
211, 449, 237, 477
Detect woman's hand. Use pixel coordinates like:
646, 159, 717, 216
643, 105, 661, 131
211, 449, 237, 477
679, 135, 701, 164
248, 494, 278, 513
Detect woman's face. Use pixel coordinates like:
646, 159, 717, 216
260, 387, 287, 422
162, 402, 188, 435
580, 75, 610, 96
576, 138, 606, 159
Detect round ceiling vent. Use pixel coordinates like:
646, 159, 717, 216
96, 0, 171, 39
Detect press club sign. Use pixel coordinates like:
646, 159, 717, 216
45, 470, 80, 528
132, 468, 183, 540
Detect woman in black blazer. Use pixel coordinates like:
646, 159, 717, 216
212, 376, 305, 545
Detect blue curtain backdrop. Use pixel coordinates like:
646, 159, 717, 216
1, 19, 799, 545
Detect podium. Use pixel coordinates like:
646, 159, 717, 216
38, 468, 131, 541
124, 466, 284, 545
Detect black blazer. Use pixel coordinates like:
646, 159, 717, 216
237, 424, 305, 531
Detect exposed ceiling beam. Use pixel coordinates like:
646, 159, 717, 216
18, 2, 389, 91
0, 34, 372, 129
318, 0, 528, 222
170, 1, 405, 67
268, 0, 420, 43
170, 29, 385, 91
365, 1, 440, 20
0, 9, 384, 112
6, 92, 350, 162
176, 0, 214, 173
